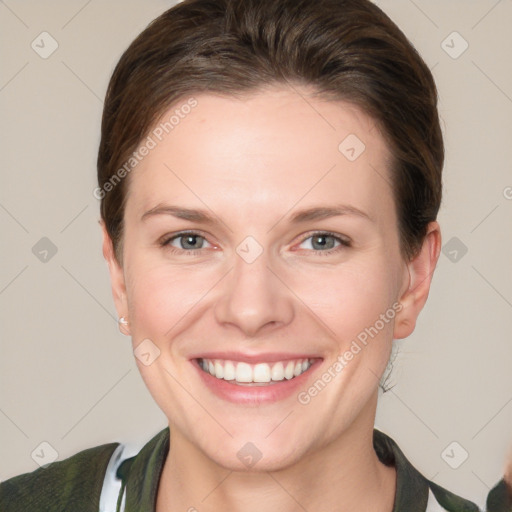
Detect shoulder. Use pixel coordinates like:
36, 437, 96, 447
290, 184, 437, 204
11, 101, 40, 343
0, 441, 120, 512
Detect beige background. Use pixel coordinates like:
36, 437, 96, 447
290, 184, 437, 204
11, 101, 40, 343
1, 0, 511, 507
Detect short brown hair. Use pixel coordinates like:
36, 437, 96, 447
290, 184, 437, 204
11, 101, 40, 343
97, 0, 443, 262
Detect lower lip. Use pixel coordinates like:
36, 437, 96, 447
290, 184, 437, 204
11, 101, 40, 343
192, 359, 322, 405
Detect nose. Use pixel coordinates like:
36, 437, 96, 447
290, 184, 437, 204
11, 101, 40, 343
214, 247, 295, 338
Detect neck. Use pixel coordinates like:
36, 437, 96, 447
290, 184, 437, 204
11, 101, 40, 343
156, 394, 396, 512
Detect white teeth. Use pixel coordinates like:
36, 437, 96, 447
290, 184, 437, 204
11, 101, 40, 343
199, 358, 313, 384
284, 361, 295, 380
236, 362, 253, 383
223, 361, 235, 380
271, 362, 285, 381
253, 363, 271, 383
214, 360, 224, 379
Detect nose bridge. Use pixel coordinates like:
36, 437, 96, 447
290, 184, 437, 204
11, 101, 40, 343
214, 240, 294, 336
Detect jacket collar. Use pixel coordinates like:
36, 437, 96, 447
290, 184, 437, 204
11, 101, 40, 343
120, 426, 169, 511
373, 429, 430, 511
120, 427, 432, 511
486, 479, 512, 512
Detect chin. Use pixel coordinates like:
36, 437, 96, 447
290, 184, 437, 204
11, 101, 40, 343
208, 445, 306, 473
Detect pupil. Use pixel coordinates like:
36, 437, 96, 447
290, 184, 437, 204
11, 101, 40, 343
313, 235, 333, 250
184, 235, 199, 249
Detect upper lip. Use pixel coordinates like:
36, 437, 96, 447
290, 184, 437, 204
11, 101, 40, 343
190, 351, 323, 364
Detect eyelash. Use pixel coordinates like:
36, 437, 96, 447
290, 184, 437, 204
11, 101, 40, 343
159, 230, 351, 256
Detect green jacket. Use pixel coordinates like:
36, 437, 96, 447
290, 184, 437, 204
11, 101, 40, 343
0, 427, 509, 511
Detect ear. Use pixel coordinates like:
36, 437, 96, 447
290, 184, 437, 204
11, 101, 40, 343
100, 221, 130, 335
393, 221, 442, 340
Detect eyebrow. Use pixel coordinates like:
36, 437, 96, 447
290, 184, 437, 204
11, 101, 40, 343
141, 204, 374, 224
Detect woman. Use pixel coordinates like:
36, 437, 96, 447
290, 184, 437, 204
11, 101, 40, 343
1, 0, 510, 510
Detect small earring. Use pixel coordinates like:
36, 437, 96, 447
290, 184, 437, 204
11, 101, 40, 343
118, 317, 130, 335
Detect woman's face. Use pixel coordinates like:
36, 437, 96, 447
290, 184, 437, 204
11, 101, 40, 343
105, 86, 430, 470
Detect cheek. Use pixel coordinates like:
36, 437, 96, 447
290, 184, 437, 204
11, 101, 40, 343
124, 258, 217, 340
286, 256, 399, 341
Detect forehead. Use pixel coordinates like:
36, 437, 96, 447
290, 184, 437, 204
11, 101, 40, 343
125, 86, 395, 227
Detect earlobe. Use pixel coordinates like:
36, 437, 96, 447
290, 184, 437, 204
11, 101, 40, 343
393, 222, 442, 340
100, 220, 129, 330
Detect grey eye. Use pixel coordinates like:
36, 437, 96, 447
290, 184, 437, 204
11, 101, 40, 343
300, 234, 341, 251
169, 233, 208, 250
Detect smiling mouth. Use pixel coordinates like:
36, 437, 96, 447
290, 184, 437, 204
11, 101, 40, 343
196, 357, 317, 386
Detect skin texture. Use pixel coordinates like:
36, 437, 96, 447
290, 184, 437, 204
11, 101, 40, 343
102, 86, 441, 512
